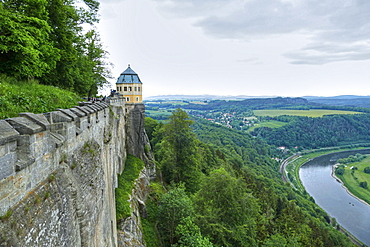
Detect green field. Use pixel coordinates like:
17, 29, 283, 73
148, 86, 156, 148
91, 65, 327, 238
254, 109, 362, 117
247, 120, 288, 132
337, 155, 370, 205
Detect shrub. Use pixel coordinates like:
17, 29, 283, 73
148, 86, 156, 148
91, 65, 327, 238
364, 166, 370, 174
360, 181, 368, 189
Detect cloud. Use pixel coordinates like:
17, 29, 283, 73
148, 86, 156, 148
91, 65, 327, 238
153, 0, 370, 64
237, 57, 262, 64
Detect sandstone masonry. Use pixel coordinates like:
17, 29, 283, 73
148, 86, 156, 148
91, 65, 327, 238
0, 98, 150, 246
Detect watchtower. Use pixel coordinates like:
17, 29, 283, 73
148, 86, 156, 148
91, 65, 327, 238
116, 64, 143, 103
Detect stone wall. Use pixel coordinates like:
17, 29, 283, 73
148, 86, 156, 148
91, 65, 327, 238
0, 98, 132, 246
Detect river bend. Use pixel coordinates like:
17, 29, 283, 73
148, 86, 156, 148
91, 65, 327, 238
299, 149, 370, 246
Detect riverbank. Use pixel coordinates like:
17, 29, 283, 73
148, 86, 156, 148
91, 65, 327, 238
282, 149, 370, 247
332, 164, 370, 207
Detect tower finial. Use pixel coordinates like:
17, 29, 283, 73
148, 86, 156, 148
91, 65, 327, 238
128, 64, 130, 68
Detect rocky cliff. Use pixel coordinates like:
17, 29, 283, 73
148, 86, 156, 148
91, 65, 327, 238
118, 104, 155, 247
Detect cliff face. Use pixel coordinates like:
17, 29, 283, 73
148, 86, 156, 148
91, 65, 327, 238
117, 104, 156, 247
0, 99, 150, 247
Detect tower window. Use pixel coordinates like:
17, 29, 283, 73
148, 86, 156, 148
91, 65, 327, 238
136, 97, 139, 101
126, 97, 130, 102
129, 87, 132, 91
124, 86, 127, 91
138, 87, 140, 92
134, 87, 137, 91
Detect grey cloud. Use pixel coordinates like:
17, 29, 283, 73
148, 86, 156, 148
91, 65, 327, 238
237, 57, 262, 64
153, 0, 370, 64
285, 41, 370, 65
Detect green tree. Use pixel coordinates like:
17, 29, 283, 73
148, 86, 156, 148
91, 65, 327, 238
336, 167, 345, 175
0, 0, 60, 78
39, 0, 110, 95
193, 168, 259, 247
364, 166, 370, 174
157, 109, 202, 192
173, 217, 213, 247
157, 186, 195, 246
144, 117, 159, 142
360, 181, 368, 189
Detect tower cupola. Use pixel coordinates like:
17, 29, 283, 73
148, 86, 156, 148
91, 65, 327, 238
116, 64, 143, 103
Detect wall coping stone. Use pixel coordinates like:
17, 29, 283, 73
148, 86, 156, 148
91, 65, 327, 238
70, 108, 87, 117
57, 109, 79, 121
19, 113, 50, 131
44, 111, 73, 123
0, 120, 19, 145
80, 106, 95, 114
74, 106, 91, 115
86, 105, 99, 112
6, 117, 43, 135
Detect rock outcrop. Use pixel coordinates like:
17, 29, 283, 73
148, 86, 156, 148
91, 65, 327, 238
117, 104, 156, 247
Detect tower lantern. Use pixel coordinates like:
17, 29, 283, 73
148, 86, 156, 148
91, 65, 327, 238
116, 64, 143, 103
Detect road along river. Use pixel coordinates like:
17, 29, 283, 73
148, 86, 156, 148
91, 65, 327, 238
299, 149, 370, 246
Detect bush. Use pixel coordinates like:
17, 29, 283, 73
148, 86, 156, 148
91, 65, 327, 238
360, 181, 368, 189
336, 167, 345, 175
364, 167, 370, 174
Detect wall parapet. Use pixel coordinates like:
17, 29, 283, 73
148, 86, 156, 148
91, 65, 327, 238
0, 100, 116, 216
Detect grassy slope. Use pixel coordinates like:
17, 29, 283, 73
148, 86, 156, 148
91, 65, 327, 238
247, 120, 288, 132
254, 109, 362, 117
337, 155, 370, 205
0, 76, 81, 119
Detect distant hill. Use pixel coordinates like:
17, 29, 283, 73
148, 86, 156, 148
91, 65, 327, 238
145, 94, 370, 109
144, 94, 273, 101
304, 95, 370, 108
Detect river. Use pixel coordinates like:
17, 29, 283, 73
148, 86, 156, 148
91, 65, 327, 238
299, 149, 370, 246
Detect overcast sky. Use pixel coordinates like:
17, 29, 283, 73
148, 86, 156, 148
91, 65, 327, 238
97, 0, 370, 98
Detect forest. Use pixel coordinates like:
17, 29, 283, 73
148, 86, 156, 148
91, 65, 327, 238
142, 109, 356, 247
0, 0, 110, 97
251, 114, 370, 149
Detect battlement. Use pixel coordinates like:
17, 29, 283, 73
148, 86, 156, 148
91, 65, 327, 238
0, 99, 126, 215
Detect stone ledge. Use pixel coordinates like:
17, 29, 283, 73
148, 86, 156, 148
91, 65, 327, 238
6, 117, 44, 135
19, 113, 50, 131
57, 109, 79, 121
0, 120, 19, 146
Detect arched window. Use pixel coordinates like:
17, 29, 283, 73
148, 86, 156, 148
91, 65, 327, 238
126, 97, 130, 102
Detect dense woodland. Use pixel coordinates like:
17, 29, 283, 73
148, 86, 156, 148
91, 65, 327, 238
179, 97, 370, 113
0, 0, 110, 96
251, 114, 370, 149
143, 109, 356, 247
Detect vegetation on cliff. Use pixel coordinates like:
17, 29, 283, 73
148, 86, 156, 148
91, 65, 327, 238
116, 154, 145, 221
144, 109, 355, 247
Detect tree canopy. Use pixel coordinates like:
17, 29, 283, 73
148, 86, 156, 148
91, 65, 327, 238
0, 0, 110, 96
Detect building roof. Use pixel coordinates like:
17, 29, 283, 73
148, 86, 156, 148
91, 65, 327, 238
116, 64, 142, 84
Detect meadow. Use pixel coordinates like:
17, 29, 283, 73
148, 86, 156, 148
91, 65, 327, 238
337, 155, 370, 205
247, 120, 288, 132
254, 109, 362, 117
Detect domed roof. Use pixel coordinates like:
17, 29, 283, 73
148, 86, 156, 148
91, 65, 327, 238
116, 64, 142, 84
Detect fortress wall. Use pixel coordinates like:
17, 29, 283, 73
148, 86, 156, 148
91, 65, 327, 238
0, 98, 128, 246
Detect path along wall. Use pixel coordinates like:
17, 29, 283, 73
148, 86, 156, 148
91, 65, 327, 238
0, 98, 131, 246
